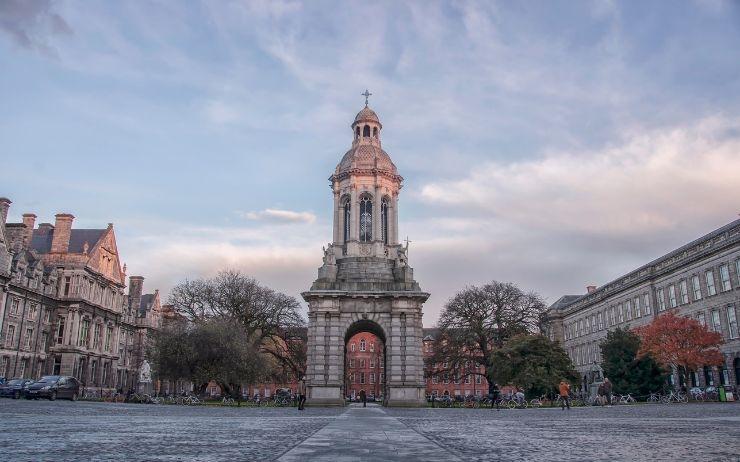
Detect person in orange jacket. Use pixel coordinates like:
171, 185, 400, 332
559, 380, 571, 410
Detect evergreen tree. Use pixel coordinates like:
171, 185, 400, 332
490, 334, 578, 397
600, 327, 666, 396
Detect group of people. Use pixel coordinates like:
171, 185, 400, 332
558, 377, 613, 409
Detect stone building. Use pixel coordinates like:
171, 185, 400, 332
0, 198, 161, 392
545, 219, 740, 390
302, 100, 429, 406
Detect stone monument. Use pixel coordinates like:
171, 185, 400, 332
302, 94, 429, 406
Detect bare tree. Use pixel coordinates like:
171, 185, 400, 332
426, 281, 547, 394
166, 270, 306, 386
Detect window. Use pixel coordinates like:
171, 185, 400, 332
5, 325, 15, 348
360, 372, 365, 384
657, 288, 666, 311
692, 275, 702, 300
343, 198, 351, 243
349, 359, 354, 368
359, 196, 372, 242
10, 298, 20, 316
56, 318, 65, 344
697, 311, 706, 326
370, 359, 374, 368
1, 357, 8, 377
363, 125, 370, 137
19, 358, 27, 378
370, 373, 375, 383
351, 343, 355, 352
359, 359, 365, 368
105, 326, 112, 352
668, 285, 677, 308
465, 375, 471, 384
432, 376, 438, 384
634, 297, 642, 318
719, 264, 731, 291
360, 339, 366, 351
93, 324, 101, 349
44, 308, 51, 323
64, 276, 71, 296
711, 310, 722, 334
625, 300, 632, 321
370, 342, 374, 352
28, 303, 38, 321
90, 361, 97, 386
727, 308, 738, 340
40, 334, 47, 351
610, 307, 616, 325
706, 270, 717, 296
24, 328, 33, 349
79, 319, 90, 347
591, 314, 596, 332
381, 197, 389, 244
476, 374, 482, 384
618, 304, 624, 323
597, 312, 603, 330
679, 280, 689, 304
643, 294, 651, 315
585, 317, 591, 334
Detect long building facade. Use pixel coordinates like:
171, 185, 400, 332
545, 219, 740, 391
0, 198, 161, 391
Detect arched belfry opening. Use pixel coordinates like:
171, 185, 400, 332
303, 98, 429, 407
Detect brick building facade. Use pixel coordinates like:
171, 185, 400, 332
0, 198, 161, 392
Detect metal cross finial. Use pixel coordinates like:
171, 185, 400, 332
362, 89, 372, 107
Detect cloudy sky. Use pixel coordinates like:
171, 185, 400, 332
2, 0, 739, 325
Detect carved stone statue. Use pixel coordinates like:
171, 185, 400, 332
139, 360, 152, 383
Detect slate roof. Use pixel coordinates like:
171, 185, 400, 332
29, 228, 106, 254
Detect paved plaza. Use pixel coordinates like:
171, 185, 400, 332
1, 399, 739, 461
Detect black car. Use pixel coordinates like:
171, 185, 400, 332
0, 378, 34, 399
25, 375, 80, 401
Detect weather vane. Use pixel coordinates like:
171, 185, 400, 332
362, 89, 372, 107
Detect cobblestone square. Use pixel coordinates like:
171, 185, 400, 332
2, 400, 738, 461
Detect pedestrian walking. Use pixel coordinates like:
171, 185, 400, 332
489, 383, 501, 410
597, 382, 605, 406
559, 379, 571, 410
603, 377, 613, 406
360, 389, 367, 407
297, 376, 307, 411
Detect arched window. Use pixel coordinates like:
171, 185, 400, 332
343, 198, 351, 243
363, 125, 370, 137
351, 343, 355, 352
373, 127, 378, 138
360, 339, 366, 351
381, 197, 389, 244
360, 196, 372, 242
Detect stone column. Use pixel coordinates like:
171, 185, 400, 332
391, 193, 399, 245
350, 187, 359, 242
332, 190, 341, 245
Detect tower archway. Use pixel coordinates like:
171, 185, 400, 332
344, 319, 387, 404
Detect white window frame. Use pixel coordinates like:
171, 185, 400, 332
643, 294, 651, 315
618, 304, 624, 323
634, 297, 642, 318
711, 309, 722, 334
657, 288, 666, 311
679, 280, 689, 304
706, 270, 717, 296
692, 275, 702, 301
625, 300, 632, 320
727, 307, 738, 340
668, 285, 677, 308
719, 264, 731, 292
697, 311, 706, 326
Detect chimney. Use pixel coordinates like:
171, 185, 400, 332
50, 213, 74, 253
128, 276, 144, 313
22, 213, 36, 247
587, 285, 597, 294
0, 198, 10, 225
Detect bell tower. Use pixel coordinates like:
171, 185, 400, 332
303, 95, 429, 407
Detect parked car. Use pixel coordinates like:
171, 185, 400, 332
0, 378, 34, 399
25, 375, 80, 401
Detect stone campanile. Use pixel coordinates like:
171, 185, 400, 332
302, 97, 429, 407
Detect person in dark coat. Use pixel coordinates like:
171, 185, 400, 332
489, 383, 501, 410
297, 376, 307, 411
360, 389, 367, 407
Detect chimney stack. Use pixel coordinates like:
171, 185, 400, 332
50, 213, 74, 253
22, 213, 36, 247
0, 198, 10, 225
128, 276, 145, 314
586, 285, 597, 294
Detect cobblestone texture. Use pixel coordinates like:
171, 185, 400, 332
387, 404, 740, 462
2, 399, 739, 461
0, 400, 342, 461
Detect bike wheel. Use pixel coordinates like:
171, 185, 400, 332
506, 400, 517, 409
